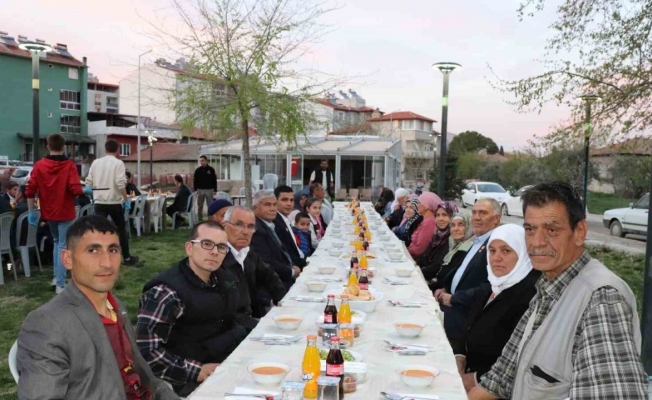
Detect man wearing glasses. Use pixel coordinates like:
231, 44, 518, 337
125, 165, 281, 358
136, 221, 247, 397
222, 205, 288, 328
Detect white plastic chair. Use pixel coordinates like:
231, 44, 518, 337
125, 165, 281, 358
16, 210, 42, 278
128, 195, 148, 237
78, 204, 93, 218
172, 192, 197, 230
150, 196, 167, 233
262, 174, 279, 190
0, 212, 17, 284
75, 205, 81, 219
9, 340, 18, 383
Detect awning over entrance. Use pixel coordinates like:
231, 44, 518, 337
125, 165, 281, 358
16, 132, 96, 144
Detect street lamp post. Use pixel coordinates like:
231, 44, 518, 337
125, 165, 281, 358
432, 62, 461, 198
577, 94, 601, 211
147, 130, 157, 190
643, 143, 652, 373
137, 49, 152, 188
18, 40, 53, 162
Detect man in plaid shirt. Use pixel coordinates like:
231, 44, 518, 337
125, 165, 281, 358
468, 182, 647, 400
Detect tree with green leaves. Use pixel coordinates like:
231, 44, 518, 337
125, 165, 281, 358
448, 131, 499, 158
429, 156, 466, 200
148, 0, 340, 205
491, 0, 652, 145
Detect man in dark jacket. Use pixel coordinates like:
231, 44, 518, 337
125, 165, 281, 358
0, 182, 11, 214
193, 156, 217, 221
273, 185, 305, 268
137, 221, 246, 396
11, 185, 29, 249
435, 198, 502, 348
166, 175, 192, 227
125, 171, 141, 196
222, 205, 287, 327
250, 190, 300, 290
25, 133, 84, 293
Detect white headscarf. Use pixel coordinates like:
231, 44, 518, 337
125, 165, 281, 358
390, 188, 410, 211
486, 224, 533, 296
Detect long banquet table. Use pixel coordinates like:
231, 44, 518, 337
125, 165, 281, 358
188, 202, 467, 399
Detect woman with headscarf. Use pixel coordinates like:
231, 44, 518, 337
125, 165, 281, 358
421, 213, 474, 291
453, 224, 540, 392
385, 188, 409, 229
416, 201, 457, 269
289, 190, 309, 223
407, 192, 442, 258
374, 188, 395, 217
392, 198, 422, 247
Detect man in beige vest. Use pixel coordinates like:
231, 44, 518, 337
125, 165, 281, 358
469, 182, 647, 400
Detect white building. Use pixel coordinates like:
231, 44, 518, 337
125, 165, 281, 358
88, 74, 119, 114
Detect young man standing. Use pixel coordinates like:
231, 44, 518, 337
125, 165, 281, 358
193, 156, 217, 221
309, 159, 334, 199
26, 133, 84, 293
86, 140, 139, 266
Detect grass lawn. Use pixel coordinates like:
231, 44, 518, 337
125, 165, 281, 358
0, 230, 646, 399
587, 191, 638, 215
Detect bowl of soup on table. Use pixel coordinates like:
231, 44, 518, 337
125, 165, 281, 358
395, 266, 415, 277
306, 281, 328, 293
248, 362, 290, 385
317, 265, 337, 275
394, 322, 426, 338
396, 365, 440, 388
328, 248, 342, 257
331, 240, 345, 249
273, 314, 304, 331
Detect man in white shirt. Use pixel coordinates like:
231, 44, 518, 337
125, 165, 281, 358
273, 185, 305, 268
85, 140, 139, 266
309, 159, 334, 199
309, 182, 333, 225
221, 206, 287, 329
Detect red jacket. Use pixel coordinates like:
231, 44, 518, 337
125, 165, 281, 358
25, 155, 83, 222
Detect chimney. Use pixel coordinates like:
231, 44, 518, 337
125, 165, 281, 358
17, 35, 27, 42
83, 56, 87, 66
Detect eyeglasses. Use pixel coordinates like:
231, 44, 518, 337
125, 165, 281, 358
189, 240, 230, 254
224, 221, 257, 232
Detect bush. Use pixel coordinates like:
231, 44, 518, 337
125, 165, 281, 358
609, 156, 650, 198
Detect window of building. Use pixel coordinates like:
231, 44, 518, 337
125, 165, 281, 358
214, 83, 227, 95
120, 143, 131, 156
60, 90, 81, 110
69, 68, 79, 80
60, 115, 81, 134
415, 120, 424, 131
401, 120, 414, 130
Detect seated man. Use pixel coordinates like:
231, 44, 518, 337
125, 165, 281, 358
250, 190, 300, 290
0, 182, 11, 214
125, 171, 142, 196
222, 205, 287, 327
166, 175, 192, 226
273, 185, 305, 268
17, 215, 177, 400
137, 221, 247, 396
208, 198, 233, 227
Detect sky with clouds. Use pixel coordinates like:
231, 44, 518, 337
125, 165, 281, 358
1, 0, 573, 150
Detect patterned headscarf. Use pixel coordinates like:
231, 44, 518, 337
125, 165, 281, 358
443, 213, 474, 265
403, 198, 421, 232
430, 201, 459, 248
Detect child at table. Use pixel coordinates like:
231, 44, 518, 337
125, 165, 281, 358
292, 212, 314, 258
304, 197, 326, 249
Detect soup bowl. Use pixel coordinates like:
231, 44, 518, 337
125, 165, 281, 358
305, 281, 328, 293
328, 248, 342, 257
378, 235, 391, 242
393, 322, 426, 338
396, 364, 440, 388
331, 240, 345, 249
387, 248, 402, 255
395, 266, 414, 278
248, 362, 290, 385
273, 314, 304, 331
388, 253, 404, 262
317, 265, 337, 275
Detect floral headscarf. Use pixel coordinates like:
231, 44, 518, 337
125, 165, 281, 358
443, 213, 474, 265
403, 198, 421, 232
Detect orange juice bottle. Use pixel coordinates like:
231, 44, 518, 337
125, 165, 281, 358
354, 225, 360, 235
359, 253, 368, 269
339, 294, 352, 324
302, 335, 321, 398
364, 230, 372, 241
355, 240, 363, 251
348, 269, 359, 286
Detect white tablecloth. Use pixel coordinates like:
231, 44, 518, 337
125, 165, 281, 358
188, 202, 467, 399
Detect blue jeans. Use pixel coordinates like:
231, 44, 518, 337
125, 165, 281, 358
48, 220, 74, 288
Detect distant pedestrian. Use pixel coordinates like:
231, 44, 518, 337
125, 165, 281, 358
26, 133, 84, 293
85, 139, 140, 266
309, 159, 334, 199
194, 155, 217, 221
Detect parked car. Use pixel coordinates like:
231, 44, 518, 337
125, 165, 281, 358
603, 193, 649, 237
461, 181, 509, 208
499, 185, 533, 217
10, 166, 32, 186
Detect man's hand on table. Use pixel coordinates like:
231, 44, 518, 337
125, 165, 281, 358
197, 363, 219, 382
